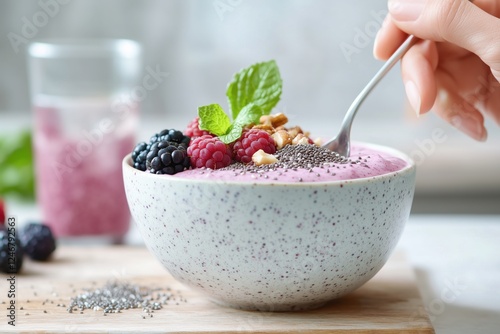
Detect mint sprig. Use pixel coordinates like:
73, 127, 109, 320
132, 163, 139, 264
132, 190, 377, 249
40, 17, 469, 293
198, 61, 282, 144
226, 60, 282, 120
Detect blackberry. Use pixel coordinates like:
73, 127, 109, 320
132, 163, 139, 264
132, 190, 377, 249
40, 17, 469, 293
131, 129, 191, 173
20, 223, 56, 261
0, 229, 24, 273
132, 142, 149, 171
149, 129, 190, 146
146, 141, 191, 175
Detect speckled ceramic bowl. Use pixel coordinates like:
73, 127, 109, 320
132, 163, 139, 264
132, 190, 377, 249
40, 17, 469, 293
123, 144, 415, 311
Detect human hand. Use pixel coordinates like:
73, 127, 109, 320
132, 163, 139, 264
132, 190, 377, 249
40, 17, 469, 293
373, 0, 500, 141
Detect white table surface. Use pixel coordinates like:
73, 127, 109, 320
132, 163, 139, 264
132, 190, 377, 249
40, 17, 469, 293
6, 198, 500, 333
399, 215, 500, 334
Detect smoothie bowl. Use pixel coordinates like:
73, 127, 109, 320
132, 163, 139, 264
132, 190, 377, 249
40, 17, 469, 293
123, 61, 416, 311
123, 142, 415, 311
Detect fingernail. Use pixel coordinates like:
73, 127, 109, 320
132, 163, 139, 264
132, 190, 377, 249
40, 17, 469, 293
450, 115, 487, 142
374, 15, 391, 60
389, 0, 425, 21
373, 31, 382, 59
405, 81, 421, 116
373, 18, 386, 59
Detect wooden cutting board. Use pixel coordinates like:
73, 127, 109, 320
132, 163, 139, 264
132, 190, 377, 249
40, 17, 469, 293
0, 246, 434, 333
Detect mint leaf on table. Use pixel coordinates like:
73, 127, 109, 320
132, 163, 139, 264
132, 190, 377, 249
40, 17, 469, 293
226, 60, 282, 120
0, 130, 35, 200
198, 103, 231, 136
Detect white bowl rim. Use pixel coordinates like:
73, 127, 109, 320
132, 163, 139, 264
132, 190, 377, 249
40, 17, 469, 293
123, 141, 416, 186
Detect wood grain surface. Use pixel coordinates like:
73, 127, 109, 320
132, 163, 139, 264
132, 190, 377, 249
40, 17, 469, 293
0, 246, 434, 333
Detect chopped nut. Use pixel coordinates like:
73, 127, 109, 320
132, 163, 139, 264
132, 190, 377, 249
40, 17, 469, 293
271, 113, 288, 127
252, 124, 274, 134
296, 137, 310, 145
292, 133, 308, 145
287, 126, 303, 138
260, 113, 288, 128
272, 130, 292, 150
252, 149, 278, 166
260, 115, 272, 127
274, 125, 286, 131
313, 137, 323, 146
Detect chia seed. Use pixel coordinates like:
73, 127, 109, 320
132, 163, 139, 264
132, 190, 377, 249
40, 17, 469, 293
67, 281, 184, 316
221, 144, 350, 174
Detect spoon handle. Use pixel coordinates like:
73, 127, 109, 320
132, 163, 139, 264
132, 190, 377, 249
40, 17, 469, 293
351, 35, 417, 116
323, 34, 418, 157
345, 34, 417, 139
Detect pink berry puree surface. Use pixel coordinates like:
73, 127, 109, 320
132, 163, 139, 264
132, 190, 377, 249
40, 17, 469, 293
173, 144, 408, 183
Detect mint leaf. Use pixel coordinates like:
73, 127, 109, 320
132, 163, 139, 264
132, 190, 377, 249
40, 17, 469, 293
198, 104, 231, 136
226, 60, 282, 120
218, 123, 244, 144
217, 103, 263, 144
233, 103, 264, 127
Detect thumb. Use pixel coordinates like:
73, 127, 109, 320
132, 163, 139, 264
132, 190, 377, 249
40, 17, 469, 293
388, 0, 500, 80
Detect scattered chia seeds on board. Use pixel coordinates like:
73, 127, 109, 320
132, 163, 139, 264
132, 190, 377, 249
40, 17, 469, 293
67, 281, 185, 316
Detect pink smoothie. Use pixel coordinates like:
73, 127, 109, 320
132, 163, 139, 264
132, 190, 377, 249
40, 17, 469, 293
34, 102, 136, 238
173, 144, 407, 183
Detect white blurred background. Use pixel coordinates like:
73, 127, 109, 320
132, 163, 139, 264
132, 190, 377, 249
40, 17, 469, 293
0, 0, 499, 213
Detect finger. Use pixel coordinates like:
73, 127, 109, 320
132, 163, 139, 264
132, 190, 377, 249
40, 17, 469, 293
474, 72, 500, 126
433, 73, 488, 141
375, 0, 500, 61
473, 0, 500, 18
373, 14, 408, 60
388, 0, 500, 81
400, 40, 439, 115
439, 53, 491, 97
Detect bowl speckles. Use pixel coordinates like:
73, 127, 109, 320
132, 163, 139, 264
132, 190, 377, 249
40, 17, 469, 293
123, 144, 416, 311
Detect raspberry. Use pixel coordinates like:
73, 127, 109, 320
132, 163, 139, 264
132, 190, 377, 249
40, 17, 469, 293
0, 199, 5, 226
20, 223, 56, 261
233, 129, 276, 164
185, 117, 211, 139
188, 135, 232, 169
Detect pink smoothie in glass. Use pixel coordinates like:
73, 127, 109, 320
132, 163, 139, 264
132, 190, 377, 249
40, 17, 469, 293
173, 144, 407, 183
34, 97, 136, 238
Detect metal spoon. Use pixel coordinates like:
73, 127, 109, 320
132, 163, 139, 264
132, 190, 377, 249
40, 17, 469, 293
322, 35, 417, 157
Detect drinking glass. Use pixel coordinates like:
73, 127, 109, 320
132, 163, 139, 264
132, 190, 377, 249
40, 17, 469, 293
28, 39, 141, 241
